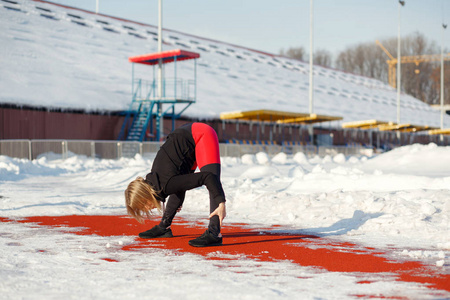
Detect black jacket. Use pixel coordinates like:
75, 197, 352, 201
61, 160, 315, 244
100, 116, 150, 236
145, 125, 225, 204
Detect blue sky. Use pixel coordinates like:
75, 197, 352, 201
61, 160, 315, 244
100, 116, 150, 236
51, 0, 449, 57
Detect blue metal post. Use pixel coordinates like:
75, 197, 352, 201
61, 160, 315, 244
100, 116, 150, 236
152, 65, 156, 99
149, 101, 154, 140
194, 59, 197, 100
174, 56, 177, 99
172, 105, 175, 132
131, 63, 134, 97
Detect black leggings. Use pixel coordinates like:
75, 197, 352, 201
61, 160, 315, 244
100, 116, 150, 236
159, 163, 222, 236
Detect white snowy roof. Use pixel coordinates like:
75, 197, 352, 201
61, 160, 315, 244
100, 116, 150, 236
1, 0, 448, 128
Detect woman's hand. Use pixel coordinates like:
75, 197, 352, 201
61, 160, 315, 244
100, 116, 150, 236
209, 202, 226, 227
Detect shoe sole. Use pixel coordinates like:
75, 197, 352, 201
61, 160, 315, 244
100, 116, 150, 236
139, 232, 174, 239
188, 241, 223, 247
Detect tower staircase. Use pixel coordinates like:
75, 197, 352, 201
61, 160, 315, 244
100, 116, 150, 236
118, 49, 200, 144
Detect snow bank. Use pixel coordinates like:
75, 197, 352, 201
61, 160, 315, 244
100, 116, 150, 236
360, 143, 450, 176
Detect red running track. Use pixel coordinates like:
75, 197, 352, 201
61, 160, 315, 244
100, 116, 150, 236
2, 215, 449, 297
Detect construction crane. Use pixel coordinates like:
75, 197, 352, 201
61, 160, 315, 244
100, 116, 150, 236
376, 40, 450, 88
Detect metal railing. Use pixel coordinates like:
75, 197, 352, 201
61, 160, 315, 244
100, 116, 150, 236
133, 78, 196, 102
0, 139, 370, 161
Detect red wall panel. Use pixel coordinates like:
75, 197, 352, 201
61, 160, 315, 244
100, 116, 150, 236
0, 107, 124, 140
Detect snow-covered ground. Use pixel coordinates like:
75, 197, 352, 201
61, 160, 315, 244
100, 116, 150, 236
1, 144, 449, 299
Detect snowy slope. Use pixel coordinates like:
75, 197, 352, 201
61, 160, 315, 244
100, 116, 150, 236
1, 0, 449, 127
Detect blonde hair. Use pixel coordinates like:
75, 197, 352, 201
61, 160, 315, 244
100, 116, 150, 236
125, 177, 162, 223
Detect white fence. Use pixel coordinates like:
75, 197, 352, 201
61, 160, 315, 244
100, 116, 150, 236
0, 139, 369, 160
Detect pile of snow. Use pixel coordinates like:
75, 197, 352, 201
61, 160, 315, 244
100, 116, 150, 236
360, 143, 450, 176
1, 0, 449, 127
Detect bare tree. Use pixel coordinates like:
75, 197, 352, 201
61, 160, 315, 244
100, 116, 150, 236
335, 42, 386, 80
430, 63, 450, 105
280, 47, 306, 61
314, 49, 332, 67
281, 32, 450, 106
335, 32, 449, 105
280, 47, 332, 68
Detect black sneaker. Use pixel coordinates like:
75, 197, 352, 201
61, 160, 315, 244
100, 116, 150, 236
188, 230, 223, 247
139, 225, 173, 239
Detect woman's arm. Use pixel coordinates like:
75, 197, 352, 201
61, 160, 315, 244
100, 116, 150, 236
209, 202, 226, 227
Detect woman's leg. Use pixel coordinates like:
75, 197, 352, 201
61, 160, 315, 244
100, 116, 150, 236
159, 160, 197, 229
159, 192, 185, 229
191, 123, 223, 236
191, 123, 221, 170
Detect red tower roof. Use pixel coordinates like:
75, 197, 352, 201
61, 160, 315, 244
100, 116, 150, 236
128, 49, 200, 65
